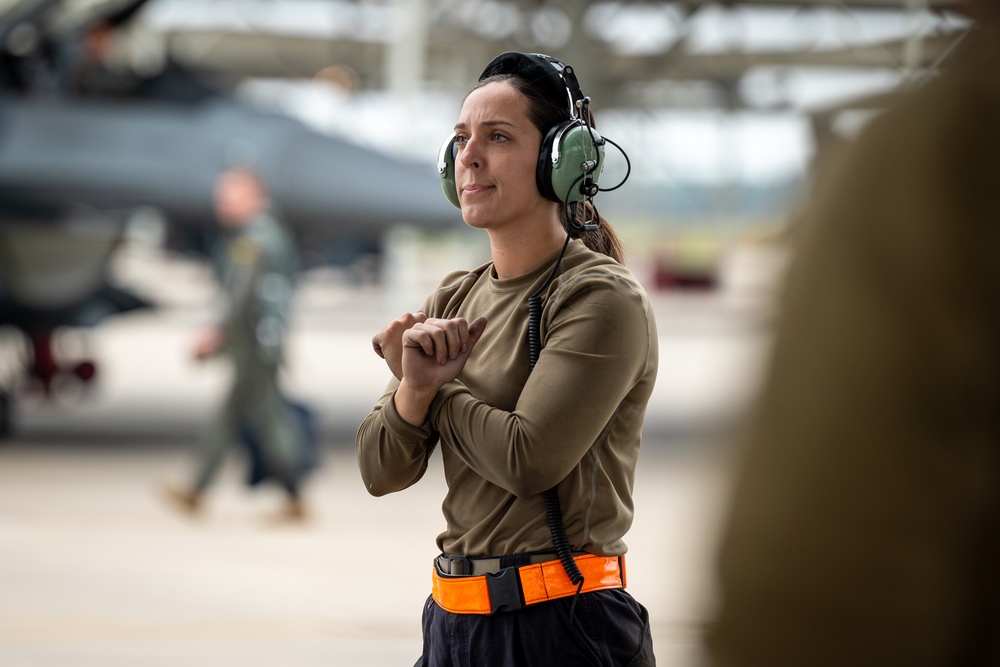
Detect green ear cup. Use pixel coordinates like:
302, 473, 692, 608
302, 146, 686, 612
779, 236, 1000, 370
438, 122, 605, 208
542, 122, 605, 204
437, 135, 461, 209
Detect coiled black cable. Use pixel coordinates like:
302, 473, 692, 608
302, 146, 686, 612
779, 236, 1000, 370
526, 235, 585, 602
544, 487, 585, 581
530, 97, 627, 610
527, 292, 544, 370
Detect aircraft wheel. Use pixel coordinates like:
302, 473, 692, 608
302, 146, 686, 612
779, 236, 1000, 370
0, 391, 11, 440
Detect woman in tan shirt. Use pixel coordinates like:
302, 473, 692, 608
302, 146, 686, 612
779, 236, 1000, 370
357, 51, 657, 667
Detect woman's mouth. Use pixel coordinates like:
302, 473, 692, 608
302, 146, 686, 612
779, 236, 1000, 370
462, 183, 493, 196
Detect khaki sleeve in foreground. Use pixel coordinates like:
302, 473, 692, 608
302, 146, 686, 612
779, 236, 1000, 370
708, 30, 1000, 667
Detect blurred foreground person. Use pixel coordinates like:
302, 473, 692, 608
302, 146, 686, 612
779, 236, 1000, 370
357, 52, 657, 666
708, 6, 1000, 666
165, 167, 314, 521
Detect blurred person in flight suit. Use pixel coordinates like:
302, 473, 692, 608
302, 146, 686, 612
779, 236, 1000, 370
707, 2, 1000, 665
165, 166, 313, 521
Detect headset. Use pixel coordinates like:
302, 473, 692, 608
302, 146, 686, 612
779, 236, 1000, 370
437, 52, 627, 222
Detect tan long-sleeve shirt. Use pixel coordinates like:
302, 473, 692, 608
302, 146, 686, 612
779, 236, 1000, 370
357, 239, 658, 557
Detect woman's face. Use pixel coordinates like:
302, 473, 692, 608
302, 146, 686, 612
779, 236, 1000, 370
453, 81, 555, 232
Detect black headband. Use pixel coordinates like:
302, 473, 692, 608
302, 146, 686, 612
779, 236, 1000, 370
478, 51, 584, 119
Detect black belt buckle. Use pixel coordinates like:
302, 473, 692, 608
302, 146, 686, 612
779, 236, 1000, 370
486, 566, 523, 613
438, 554, 471, 576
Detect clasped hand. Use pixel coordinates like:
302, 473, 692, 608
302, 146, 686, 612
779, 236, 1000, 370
372, 313, 488, 389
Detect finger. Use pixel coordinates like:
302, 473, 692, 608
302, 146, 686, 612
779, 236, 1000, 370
371, 336, 386, 359
424, 323, 452, 366
468, 316, 488, 343
455, 317, 487, 358
391, 312, 426, 332
462, 317, 487, 354
423, 317, 471, 359
444, 317, 468, 360
401, 313, 426, 328
403, 328, 435, 358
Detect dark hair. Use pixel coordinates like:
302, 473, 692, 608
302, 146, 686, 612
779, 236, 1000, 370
473, 73, 626, 264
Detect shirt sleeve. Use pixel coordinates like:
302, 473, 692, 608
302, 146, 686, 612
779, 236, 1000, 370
356, 378, 440, 497
430, 274, 655, 498
707, 72, 1000, 666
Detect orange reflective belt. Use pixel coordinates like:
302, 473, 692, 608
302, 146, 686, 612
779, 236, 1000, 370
431, 554, 626, 615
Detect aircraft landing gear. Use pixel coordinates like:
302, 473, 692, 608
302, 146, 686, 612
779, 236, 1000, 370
0, 327, 101, 439
0, 391, 9, 439
0, 328, 18, 440
26, 331, 99, 399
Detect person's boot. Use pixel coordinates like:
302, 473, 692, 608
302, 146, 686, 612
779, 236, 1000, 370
281, 496, 308, 522
161, 485, 202, 516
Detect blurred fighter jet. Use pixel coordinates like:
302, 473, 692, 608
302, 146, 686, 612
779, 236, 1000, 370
0, 0, 459, 436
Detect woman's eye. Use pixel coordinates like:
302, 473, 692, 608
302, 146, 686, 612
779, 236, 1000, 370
492, 133, 508, 142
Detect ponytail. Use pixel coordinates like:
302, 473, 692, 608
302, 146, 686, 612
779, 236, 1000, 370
563, 200, 625, 264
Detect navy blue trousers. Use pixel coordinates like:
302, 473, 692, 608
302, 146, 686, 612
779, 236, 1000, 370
415, 588, 655, 667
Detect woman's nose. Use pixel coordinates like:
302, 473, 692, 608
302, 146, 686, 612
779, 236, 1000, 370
458, 136, 481, 170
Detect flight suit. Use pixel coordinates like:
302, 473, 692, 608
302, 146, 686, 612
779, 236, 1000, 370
193, 210, 306, 497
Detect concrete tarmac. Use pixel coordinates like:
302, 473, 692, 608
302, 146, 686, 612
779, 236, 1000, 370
0, 255, 777, 666
0, 438, 732, 667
